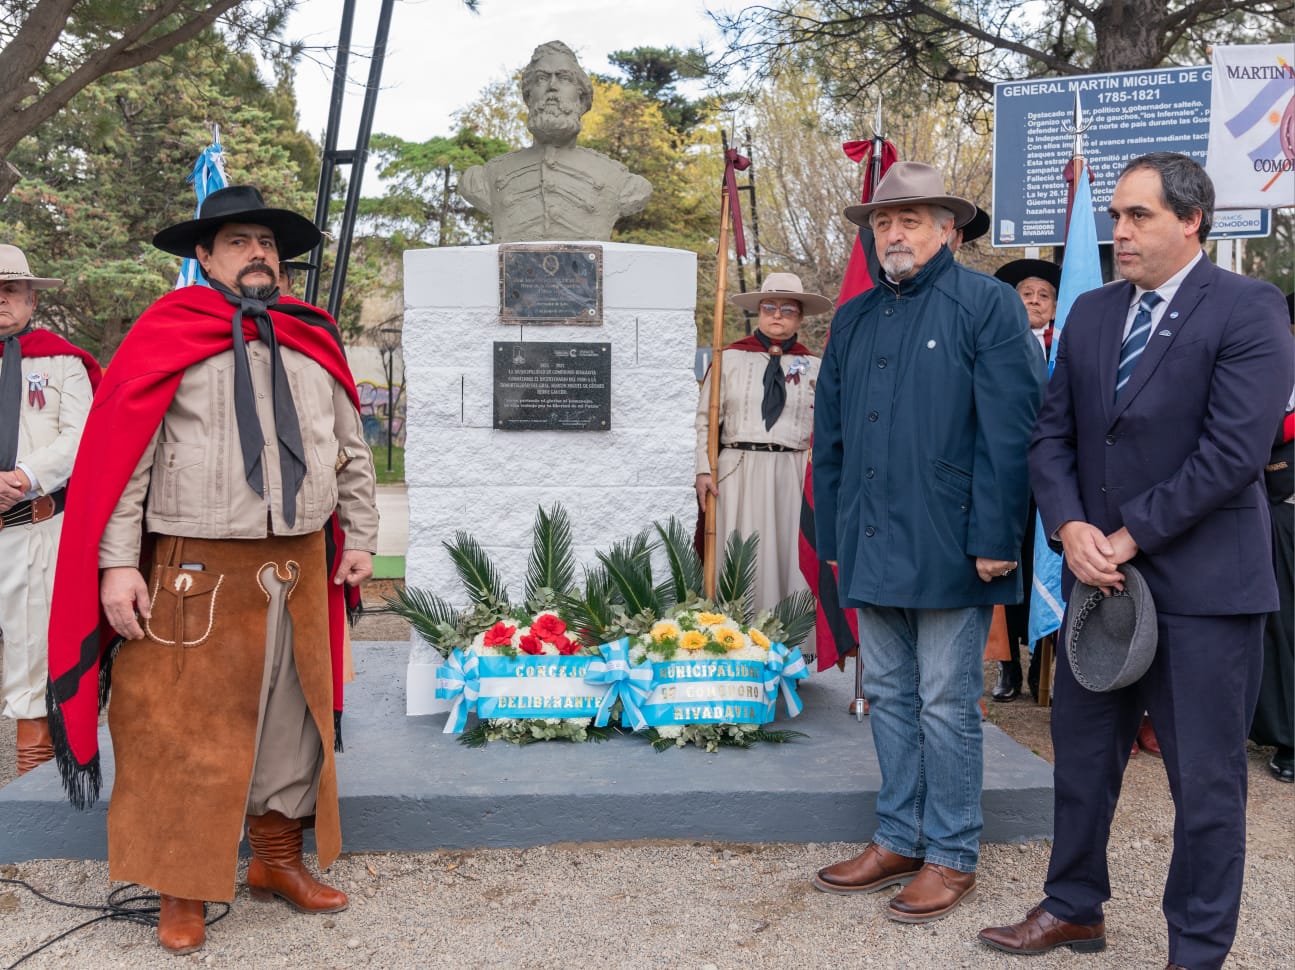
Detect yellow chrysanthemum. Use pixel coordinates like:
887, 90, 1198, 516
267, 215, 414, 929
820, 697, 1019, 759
715, 627, 745, 651
696, 612, 726, 626
680, 630, 708, 651
749, 628, 771, 649
650, 621, 681, 643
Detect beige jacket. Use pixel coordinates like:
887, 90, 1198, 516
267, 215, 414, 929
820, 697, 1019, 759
3, 351, 94, 496
695, 348, 819, 476
100, 343, 378, 567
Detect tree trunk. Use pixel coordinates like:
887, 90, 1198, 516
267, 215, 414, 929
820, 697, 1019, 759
1091, 0, 1170, 73
0, 159, 20, 204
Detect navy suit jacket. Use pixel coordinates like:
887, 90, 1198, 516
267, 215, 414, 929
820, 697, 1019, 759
1029, 255, 1293, 616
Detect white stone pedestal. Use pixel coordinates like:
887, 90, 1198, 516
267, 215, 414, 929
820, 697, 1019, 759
403, 242, 698, 712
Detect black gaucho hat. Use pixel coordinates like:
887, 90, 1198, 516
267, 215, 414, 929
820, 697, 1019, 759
958, 206, 991, 245
153, 185, 321, 260
995, 258, 1061, 292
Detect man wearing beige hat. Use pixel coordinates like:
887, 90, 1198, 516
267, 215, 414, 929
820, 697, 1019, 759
696, 273, 834, 616
811, 162, 1044, 921
0, 244, 100, 774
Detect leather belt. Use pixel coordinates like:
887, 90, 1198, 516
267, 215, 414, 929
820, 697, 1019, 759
722, 441, 804, 453
0, 488, 67, 530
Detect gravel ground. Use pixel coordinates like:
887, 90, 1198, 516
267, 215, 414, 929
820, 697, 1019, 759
1, 583, 1291, 968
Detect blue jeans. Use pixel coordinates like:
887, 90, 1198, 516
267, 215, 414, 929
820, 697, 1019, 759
857, 605, 991, 872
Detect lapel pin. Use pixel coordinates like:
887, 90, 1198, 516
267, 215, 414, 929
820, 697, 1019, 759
1158, 330, 1173, 337
1169, 311, 1179, 319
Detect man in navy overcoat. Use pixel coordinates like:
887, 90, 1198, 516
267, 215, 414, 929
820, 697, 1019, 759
980, 153, 1293, 969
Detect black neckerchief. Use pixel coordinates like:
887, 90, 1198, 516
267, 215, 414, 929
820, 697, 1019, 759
754, 329, 800, 430
0, 324, 33, 470
211, 281, 307, 527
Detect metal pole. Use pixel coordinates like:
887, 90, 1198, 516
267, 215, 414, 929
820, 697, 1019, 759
385, 349, 394, 473
744, 129, 763, 289
326, 0, 396, 320
305, 0, 357, 307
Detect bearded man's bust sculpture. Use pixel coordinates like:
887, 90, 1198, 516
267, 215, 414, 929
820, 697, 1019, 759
459, 41, 653, 242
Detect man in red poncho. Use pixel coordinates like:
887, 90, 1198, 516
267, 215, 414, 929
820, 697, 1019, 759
0, 245, 100, 775
47, 186, 378, 955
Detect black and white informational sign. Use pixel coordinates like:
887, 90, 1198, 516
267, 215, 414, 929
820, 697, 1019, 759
992, 66, 1269, 247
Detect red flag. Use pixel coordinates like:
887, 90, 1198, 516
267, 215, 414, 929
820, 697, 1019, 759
798, 137, 897, 670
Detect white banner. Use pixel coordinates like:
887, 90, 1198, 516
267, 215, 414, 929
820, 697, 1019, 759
1205, 43, 1295, 209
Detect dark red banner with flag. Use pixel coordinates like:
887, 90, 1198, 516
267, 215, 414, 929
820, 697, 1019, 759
798, 136, 897, 670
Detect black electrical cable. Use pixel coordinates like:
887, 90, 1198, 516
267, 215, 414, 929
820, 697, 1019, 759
0, 879, 230, 969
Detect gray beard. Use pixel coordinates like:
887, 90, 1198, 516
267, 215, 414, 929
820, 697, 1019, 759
882, 251, 916, 280
528, 105, 582, 145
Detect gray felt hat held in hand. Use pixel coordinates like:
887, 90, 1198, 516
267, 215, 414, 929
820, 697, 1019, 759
1062, 563, 1158, 692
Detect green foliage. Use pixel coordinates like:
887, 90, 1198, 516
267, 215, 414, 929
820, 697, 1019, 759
601, 46, 711, 137
460, 721, 615, 747
360, 127, 512, 248
716, 531, 760, 622
595, 530, 660, 620
0, 29, 319, 358
767, 590, 817, 649
384, 586, 461, 652
443, 531, 509, 610
563, 566, 622, 647
524, 503, 577, 610
653, 517, 704, 608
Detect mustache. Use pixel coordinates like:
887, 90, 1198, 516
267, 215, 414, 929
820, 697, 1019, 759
885, 245, 914, 256
237, 261, 276, 281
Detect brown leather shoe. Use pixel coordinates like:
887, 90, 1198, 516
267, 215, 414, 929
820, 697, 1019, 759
1137, 715, 1162, 758
887, 863, 976, 923
157, 895, 206, 955
16, 717, 54, 775
812, 843, 923, 895
978, 903, 1106, 954
246, 811, 349, 913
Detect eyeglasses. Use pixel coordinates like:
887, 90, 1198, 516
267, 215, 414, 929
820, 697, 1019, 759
759, 302, 802, 317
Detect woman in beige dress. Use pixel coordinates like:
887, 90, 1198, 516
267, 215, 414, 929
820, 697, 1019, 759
695, 273, 834, 619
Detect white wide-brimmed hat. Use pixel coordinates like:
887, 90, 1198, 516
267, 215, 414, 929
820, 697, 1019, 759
729, 272, 834, 317
844, 162, 977, 229
0, 245, 64, 289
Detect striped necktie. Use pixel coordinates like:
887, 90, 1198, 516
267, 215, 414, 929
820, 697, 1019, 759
1116, 291, 1162, 402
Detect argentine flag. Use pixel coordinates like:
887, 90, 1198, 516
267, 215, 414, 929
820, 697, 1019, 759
1028, 171, 1104, 647
174, 139, 228, 289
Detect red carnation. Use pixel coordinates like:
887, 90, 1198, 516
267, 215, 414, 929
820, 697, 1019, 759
530, 614, 567, 642
483, 622, 516, 647
518, 634, 544, 655
554, 635, 580, 656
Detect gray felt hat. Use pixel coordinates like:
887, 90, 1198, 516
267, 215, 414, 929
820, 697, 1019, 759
1063, 563, 1158, 692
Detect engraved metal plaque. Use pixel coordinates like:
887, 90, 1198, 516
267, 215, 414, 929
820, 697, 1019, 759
499, 243, 602, 325
493, 342, 611, 431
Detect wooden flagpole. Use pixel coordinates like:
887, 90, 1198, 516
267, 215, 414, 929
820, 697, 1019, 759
703, 188, 733, 601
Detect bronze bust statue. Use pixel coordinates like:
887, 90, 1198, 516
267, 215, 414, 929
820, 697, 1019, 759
459, 41, 653, 242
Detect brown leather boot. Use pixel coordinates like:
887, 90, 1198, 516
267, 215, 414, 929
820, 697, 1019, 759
16, 717, 54, 775
157, 895, 206, 955
887, 863, 976, 923
246, 811, 348, 913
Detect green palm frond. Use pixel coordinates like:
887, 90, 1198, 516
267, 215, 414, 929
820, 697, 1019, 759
443, 531, 509, 608
717, 530, 760, 622
770, 589, 817, 648
563, 566, 621, 645
384, 586, 461, 654
654, 517, 703, 608
597, 529, 660, 618
524, 503, 576, 605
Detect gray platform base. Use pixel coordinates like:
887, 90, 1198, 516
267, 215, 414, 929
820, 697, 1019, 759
0, 641, 1053, 862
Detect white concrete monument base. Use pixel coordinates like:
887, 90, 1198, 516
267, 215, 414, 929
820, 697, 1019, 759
403, 242, 698, 713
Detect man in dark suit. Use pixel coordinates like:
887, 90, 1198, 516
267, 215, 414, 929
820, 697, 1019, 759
978, 153, 1293, 969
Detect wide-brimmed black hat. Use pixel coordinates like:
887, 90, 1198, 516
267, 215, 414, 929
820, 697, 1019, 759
153, 185, 321, 260
280, 260, 317, 274
1063, 563, 1158, 693
958, 206, 990, 245
995, 258, 1061, 292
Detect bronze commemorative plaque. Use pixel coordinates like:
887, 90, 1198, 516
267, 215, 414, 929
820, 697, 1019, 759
499, 243, 602, 325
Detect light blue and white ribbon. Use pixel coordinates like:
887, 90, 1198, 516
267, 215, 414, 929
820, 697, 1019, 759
474, 655, 602, 719
763, 643, 808, 718
641, 656, 772, 726
434, 648, 480, 733
584, 637, 655, 730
